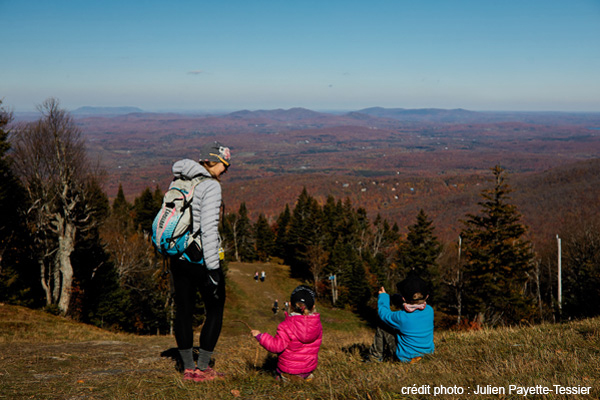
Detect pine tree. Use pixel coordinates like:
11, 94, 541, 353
113, 184, 128, 213
133, 187, 157, 234
111, 184, 132, 232
397, 209, 441, 286
152, 185, 163, 212
274, 204, 291, 259
321, 195, 339, 248
254, 214, 275, 262
0, 100, 39, 305
236, 202, 256, 262
332, 241, 370, 309
70, 178, 111, 318
461, 165, 535, 326
560, 217, 600, 319
286, 188, 323, 279
354, 206, 370, 257
0, 101, 19, 260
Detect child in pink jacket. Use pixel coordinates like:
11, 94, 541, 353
251, 285, 323, 381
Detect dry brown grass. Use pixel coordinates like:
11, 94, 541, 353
1, 262, 599, 399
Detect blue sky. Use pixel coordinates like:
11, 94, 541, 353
2, 0, 599, 112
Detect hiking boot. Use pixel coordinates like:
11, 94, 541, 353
194, 367, 225, 382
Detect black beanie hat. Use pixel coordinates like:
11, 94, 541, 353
290, 285, 315, 310
396, 271, 429, 303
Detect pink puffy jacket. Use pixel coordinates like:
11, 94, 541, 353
257, 312, 323, 374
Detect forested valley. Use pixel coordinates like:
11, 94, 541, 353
2, 99, 600, 334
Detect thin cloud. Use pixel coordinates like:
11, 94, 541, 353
187, 70, 204, 75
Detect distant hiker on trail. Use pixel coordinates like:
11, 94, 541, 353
168, 141, 232, 382
272, 299, 279, 315
260, 271, 266, 282
367, 272, 434, 363
254, 271, 259, 283
251, 285, 322, 382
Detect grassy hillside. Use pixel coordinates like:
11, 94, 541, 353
1, 262, 598, 399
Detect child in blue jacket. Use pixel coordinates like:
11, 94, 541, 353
369, 272, 434, 363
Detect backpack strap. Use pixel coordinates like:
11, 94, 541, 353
186, 174, 210, 238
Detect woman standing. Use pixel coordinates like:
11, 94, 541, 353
169, 141, 231, 382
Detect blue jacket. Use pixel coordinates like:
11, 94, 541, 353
378, 292, 435, 362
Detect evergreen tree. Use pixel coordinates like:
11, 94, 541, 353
113, 184, 128, 212
153, 185, 163, 211
236, 202, 256, 262
341, 198, 364, 250
133, 187, 157, 234
0, 101, 18, 264
112, 184, 132, 232
560, 217, 600, 319
321, 195, 343, 250
397, 209, 441, 291
254, 213, 275, 262
0, 103, 17, 222
354, 206, 370, 257
461, 166, 535, 326
332, 241, 371, 309
274, 204, 291, 259
0, 100, 40, 305
286, 188, 323, 279
286, 188, 312, 276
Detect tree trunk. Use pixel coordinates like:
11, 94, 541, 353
56, 221, 76, 315
52, 255, 61, 304
232, 220, 240, 262
39, 258, 52, 306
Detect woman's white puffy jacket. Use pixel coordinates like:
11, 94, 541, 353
171, 159, 222, 271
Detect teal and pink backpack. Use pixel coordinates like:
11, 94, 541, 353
151, 175, 207, 262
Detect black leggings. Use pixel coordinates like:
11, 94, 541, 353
170, 258, 226, 352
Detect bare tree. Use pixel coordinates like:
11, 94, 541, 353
101, 213, 159, 289
438, 238, 464, 324
307, 243, 329, 291
225, 213, 240, 261
11, 98, 98, 315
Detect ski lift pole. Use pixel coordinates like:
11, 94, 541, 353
329, 274, 338, 305
556, 235, 562, 317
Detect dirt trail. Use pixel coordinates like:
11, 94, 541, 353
223, 261, 301, 334
0, 262, 305, 398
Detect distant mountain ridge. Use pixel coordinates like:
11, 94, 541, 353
69, 106, 600, 126
356, 107, 479, 122
355, 107, 600, 125
72, 106, 144, 116
225, 107, 328, 122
